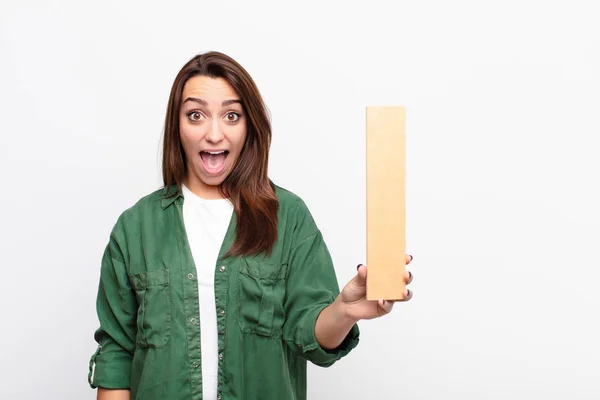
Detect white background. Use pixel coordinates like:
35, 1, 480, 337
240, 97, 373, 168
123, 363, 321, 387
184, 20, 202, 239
1, 1, 599, 399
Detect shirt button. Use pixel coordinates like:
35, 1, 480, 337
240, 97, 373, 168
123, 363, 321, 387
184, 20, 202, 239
219, 265, 226, 272
192, 362, 199, 368
190, 318, 197, 325
217, 396, 222, 400
220, 310, 225, 316
187, 273, 194, 280
218, 353, 223, 360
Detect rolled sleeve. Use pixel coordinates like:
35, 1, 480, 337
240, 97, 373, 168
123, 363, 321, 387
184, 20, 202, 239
297, 305, 360, 367
283, 227, 360, 367
89, 338, 133, 389
88, 227, 137, 389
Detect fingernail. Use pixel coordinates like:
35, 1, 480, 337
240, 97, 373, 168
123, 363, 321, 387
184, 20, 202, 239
406, 289, 411, 298
357, 264, 362, 270
382, 300, 386, 305
410, 254, 414, 262
409, 271, 413, 280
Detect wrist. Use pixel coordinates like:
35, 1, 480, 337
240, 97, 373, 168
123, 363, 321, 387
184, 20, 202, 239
332, 295, 359, 325
315, 295, 358, 350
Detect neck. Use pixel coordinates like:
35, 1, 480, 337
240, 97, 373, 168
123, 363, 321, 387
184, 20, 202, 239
183, 176, 224, 200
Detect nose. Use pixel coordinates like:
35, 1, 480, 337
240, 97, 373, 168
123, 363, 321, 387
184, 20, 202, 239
206, 119, 224, 143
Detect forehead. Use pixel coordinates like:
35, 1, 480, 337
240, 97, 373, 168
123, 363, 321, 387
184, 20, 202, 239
181, 75, 239, 100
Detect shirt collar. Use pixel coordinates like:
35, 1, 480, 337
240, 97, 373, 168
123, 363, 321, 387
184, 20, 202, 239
160, 185, 183, 210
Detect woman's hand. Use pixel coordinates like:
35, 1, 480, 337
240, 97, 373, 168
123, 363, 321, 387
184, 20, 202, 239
340, 254, 414, 322
314, 254, 415, 349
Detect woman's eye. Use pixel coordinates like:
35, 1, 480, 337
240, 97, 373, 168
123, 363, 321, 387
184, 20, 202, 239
225, 112, 240, 122
188, 112, 203, 121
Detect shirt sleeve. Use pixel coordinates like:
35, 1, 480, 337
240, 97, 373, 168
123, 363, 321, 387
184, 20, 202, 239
88, 225, 137, 389
282, 211, 360, 367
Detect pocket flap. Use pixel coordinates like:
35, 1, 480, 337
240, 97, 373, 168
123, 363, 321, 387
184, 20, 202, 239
129, 268, 170, 290
240, 259, 287, 281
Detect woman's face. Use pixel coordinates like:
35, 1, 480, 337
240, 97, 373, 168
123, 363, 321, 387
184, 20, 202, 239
179, 75, 247, 199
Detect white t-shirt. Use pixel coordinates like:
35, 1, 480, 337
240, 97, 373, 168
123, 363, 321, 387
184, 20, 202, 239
182, 185, 233, 400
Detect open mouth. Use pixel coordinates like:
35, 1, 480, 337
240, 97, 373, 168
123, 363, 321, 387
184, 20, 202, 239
199, 150, 229, 174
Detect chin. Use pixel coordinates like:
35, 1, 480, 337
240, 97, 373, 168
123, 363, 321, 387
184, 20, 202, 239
199, 167, 231, 186
201, 176, 225, 186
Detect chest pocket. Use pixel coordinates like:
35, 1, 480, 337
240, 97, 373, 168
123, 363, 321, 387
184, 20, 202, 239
129, 268, 172, 349
237, 259, 288, 338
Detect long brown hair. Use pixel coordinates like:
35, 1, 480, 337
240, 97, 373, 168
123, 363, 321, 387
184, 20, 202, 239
162, 51, 278, 257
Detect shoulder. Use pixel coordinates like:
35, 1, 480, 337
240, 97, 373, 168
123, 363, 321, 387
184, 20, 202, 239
273, 183, 320, 240
111, 186, 174, 234
274, 184, 302, 204
122, 186, 170, 216
273, 184, 311, 215
106, 186, 175, 259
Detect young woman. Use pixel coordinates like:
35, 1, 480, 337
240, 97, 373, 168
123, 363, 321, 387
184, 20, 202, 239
88, 51, 414, 400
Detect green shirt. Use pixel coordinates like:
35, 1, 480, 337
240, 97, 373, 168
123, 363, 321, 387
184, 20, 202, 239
88, 185, 360, 399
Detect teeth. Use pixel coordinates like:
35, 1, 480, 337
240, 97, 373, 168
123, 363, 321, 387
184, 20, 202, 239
204, 151, 225, 155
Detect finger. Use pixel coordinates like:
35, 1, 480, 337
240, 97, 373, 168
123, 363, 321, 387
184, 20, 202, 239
405, 254, 414, 264
404, 270, 413, 284
378, 299, 394, 314
354, 264, 367, 286
400, 288, 413, 302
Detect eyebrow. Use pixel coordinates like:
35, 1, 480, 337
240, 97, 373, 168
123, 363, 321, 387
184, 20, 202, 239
182, 97, 242, 106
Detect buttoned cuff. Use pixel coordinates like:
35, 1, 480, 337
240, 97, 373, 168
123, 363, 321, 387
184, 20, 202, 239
298, 305, 360, 367
88, 344, 132, 389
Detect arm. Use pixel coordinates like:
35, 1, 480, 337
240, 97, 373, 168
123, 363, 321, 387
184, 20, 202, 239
88, 219, 137, 391
282, 229, 360, 367
98, 388, 130, 400
315, 257, 415, 349
314, 296, 356, 350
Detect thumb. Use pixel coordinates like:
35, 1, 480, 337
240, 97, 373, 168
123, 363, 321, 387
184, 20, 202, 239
354, 264, 367, 286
